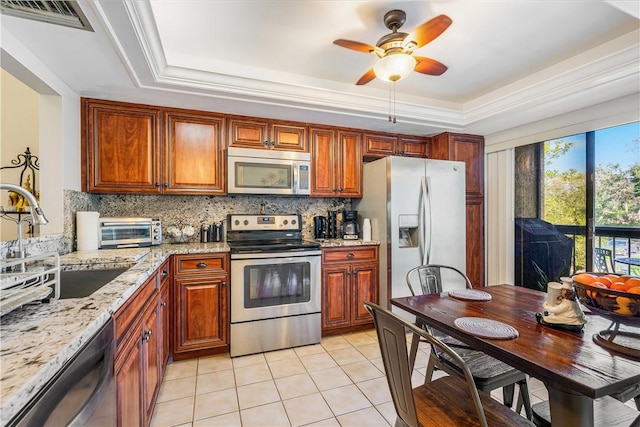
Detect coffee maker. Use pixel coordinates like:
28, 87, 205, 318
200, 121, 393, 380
341, 210, 360, 240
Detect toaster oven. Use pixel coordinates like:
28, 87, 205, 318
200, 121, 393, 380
99, 217, 162, 249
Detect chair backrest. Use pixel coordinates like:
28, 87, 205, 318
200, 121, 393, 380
406, 264, 472, 296
593, 248, 613, 273
364, 301, 488, 427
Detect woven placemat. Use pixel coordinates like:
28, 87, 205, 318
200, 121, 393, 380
448, 289, 492, 301
453, 317, 519, 340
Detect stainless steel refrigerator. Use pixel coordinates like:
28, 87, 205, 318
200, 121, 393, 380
353, 156, 466, 313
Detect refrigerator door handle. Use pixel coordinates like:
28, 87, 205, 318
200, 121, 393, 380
419, 177, 425, 264
424, 176, 433, 265
420, 176, 432, 265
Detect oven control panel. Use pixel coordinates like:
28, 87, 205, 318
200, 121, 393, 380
228, 214, 301, 231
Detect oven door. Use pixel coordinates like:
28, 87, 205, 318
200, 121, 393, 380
230, 252, 321, 323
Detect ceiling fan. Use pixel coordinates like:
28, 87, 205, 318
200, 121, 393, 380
333, 9, 452, 85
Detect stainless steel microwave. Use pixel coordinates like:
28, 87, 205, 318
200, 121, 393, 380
227, 147, 311, 196
99, 217, 162, 249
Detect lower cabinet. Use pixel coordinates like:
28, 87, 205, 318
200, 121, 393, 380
321, 246, 379, 336
114, 268, 162, 427
173, 253, 229, 359
159, 260, 171, 369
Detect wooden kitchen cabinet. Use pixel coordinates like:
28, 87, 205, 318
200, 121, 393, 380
158, 259, 171, 370
310, 127, 362, 197
363, 133, 429, 159
163, 110, 225, 194
321, 246, 378, 335
173, 253, 229, 360
82, 98, 161, 194
114, 269, 163, 427
82, 98, 226, 195
430, 132, 485, 288
227, 117, 308, 152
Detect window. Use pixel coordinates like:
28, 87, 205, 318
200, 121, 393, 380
514, 122, 639, 288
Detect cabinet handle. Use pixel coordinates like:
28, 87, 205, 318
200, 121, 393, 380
221, 281, 227, 287
196, 262, 208, 268
143, 329, 152, 342
155, 182, 161, 187
161, 270, 169, 277
346, 253, 355, 259
161, 301, 167, 307
271, 141, 276, 146
163, 183, 168, 188
263, 140, 270, 147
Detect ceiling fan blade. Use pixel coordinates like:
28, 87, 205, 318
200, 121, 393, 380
414, 56, 448, 76
356, 69, 377, 85
405, 14, 452, 49
334, 39, 384, 56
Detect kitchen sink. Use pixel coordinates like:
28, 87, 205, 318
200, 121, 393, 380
58, 268, 130, 299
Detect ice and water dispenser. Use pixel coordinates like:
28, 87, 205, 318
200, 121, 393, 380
398, 214, 419, 248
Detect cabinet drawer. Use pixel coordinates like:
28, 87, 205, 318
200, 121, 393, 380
174, 254, 228, 276
114, 271, 158, 344
322, 246, 378, 264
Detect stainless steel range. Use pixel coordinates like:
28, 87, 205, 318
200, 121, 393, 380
228, 214, 321, 357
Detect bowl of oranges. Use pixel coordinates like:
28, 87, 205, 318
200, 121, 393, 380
572, 273, 640, 321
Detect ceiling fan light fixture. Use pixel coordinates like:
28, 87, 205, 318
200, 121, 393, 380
373, 53, 416, 82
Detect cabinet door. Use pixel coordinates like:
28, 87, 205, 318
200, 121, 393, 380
174, 276, 228, 353
164, 112, 225, 194
431, 133, 484, 198
310, 127, 336, 196
143, 302, 160, 421
271, 123, 307, 152
83, 99, 161, 193
466, 198, 485, 288
322, 266, 351, 329
227, 118, 270, 149
399, 136, 429, 158
336, 131, 363, 197
115, 332, 143, 427
363, 134, 398, 159
351, 263, 378, 324
159, 281, 170, 368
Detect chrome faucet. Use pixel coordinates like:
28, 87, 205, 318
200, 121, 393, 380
1, 183, 49, 269
1, 183, 49, 225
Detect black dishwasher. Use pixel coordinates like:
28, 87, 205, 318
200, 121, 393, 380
8, 318, 116, 427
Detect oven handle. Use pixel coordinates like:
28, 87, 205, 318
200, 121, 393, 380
231, 250, 321, 260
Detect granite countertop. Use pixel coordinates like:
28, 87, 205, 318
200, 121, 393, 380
0, 242, 229, 425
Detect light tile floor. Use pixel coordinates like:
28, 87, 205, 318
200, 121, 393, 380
150, 330, 556, 427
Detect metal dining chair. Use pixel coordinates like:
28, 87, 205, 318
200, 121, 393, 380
593, 248, 614, 273
406, 264, 533, 420
364, 302, 534, 427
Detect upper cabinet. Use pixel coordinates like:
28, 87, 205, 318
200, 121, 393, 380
82, 99, 162, 194
227, 117, 307, 152
429, 133, 484, 198
82, 99, 226, 195
310, 127, 362, 198
363, 133, 429, 159
164, 110, 225, 194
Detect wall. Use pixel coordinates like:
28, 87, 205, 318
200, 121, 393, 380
0, 69, 40, 240
1, 28, 81, 241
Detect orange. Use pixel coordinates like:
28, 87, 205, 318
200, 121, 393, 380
623, 277, 640, 290
627, 286, 640, 295
610, 283, 627, 291
598, 277, 614, 287
586, 282, 607, 298
573, 274, 597, 285
605, 274, 621, 282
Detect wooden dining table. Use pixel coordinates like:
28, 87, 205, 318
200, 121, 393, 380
391, 284, 640, 427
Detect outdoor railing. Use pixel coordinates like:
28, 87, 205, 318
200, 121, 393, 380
554, 224, 639, 275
